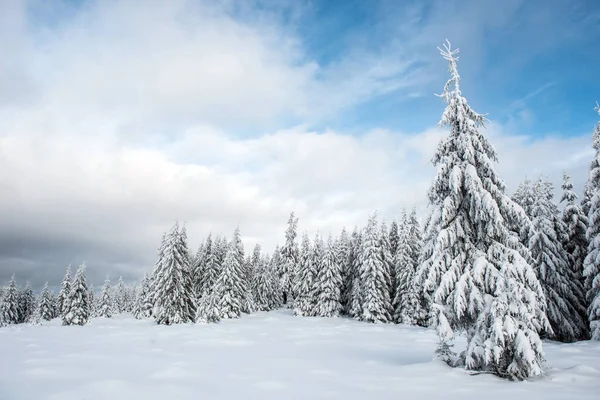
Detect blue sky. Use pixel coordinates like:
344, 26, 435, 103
1, 0, 598, 285
25, 0, 600, 138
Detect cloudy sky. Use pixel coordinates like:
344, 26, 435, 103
1, 0, 599, 288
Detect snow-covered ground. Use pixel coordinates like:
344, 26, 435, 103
1, 310, 599, 400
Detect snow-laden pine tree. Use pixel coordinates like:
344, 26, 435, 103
0, 276, 20, 325
584, 102, 600, 340
18, 283, 35, 323
58, 265, 72, 318
392, 212, 417, 324
561, 173, 588, 280
314, 235, 343, 317
279, 212, 299, 305
133, 273, 153, 319
211, 228, 248, 319
228, 227, 253, 314
414, 41, 550, 379
389, 220, 400, 257
38, 282, 55, 321
408, 209, 427, 326
336, 228, 351, 313
252, 254, 271, 312
308, 233, 325, 317
114, 277, 129, 314
198, 234, 221, 299
348, 229, 364, 318
88, 284, 96, 318
293, 232, 317, 316
191, 241, 205, 298
152, 223, 196, 325
380, 221, 395, 317
529, 179, 588, 341
359, 214, 391, 323
97, 276, 113, 318
62, 264, 90, 326
268, 246, 284, 309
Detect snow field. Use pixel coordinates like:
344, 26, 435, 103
1, 310, 599, 400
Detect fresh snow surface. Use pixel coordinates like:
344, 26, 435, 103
1, 310, 599, 400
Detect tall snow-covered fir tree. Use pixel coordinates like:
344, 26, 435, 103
308, 233, 325, 317
212, 228, 248, 319
528, 179, 588, 341
58, 265, 72, 318
314, 235, 343, 317
114, 277, 128, 314
38, 282, 55, 321
393, 211, 419, 324
198, 234, 221, 299
18, 283, 35, 323
191, 240, 205, 298
584, 102, 600, 340
359, 214, 391, 323
0, 276, 20, 325
97, 276, 113, 318
152, 223, 196, 325
380, 221, 395, 316
336, 228, 351, 312
293, 232, 317, 316
62, 264, 90, 326
389, 220, 400, 257
348, 228, 364, 318
88, 284, 96, 318
133, 273, 153, 319
414, 41, 550, 379
279, 212, 299, 305
252, 252, 273, 312
560, 173, 589, 283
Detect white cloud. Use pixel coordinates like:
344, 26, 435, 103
0, 0, 594, 286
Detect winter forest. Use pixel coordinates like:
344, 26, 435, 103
2, 41, 600, 389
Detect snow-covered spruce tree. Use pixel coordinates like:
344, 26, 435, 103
58, 265, 72, 318
359, 214, 391, 323
380, 221, 395, 317
252, 254, 271, 312
561, 173, 589, 282
212, 229, 247, 319
314, 235, 343, 317
308, 233, 325, 317
293, 232, 317, 316
228, 228, 253, 314
88, 284, 96, 318
62, 264, 90, 326
191, 240, 205, 298
97, 276, 113, 318
279, 212, 299, 305
18, 283, 35, 323
348, 228, 364, 318
415, 41, 550, 379
335, 228, 351, 312
38, 282, 55, 321
389, 220, 400, 257
133, 273, 153, 319
529, 179, 588, 341
393, 212, 417, 324
198, 234, 221, 299
0, 276, 20, 325
268, 246, 284, 309
584, 102, 600, 340
152, 223, 196, 325
114, 277, 129, 314
407, 209, 427, 326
